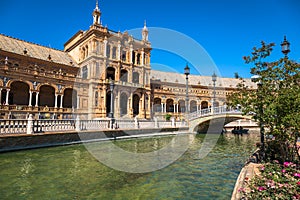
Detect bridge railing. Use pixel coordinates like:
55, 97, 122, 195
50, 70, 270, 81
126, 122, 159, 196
187, 105, 242, 120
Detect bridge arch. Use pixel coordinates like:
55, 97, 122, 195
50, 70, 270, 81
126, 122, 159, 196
189, 114, 252, 133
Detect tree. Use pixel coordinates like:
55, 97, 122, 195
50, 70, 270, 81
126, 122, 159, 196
234, 72, 240, 79
227, 41, 300, 163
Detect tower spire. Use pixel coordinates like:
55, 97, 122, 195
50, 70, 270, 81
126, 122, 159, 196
142, 20, 149, 42
93, 0, 101, 25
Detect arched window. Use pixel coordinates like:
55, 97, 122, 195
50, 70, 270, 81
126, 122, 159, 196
106, 67, 115, 80
201, 101, 208, 109
120, 69, 128, 82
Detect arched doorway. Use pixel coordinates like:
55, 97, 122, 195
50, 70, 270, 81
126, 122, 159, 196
39, 85, 55, 107
190, 100, 197, 112
106, 67, 115, 80
63, 89, 77, 108
132, 94, 140, 116
166, 99, 174, 112
153, 98, 161, 112
120, 69, 128, 82
120, 93, 128, 117
178, 100, 185, 113
201, 101, 208, 109
10, 81, 29, 105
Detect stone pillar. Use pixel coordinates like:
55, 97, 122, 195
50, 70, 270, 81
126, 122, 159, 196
129, 45, 133, 63
103, 38, 107, 58
117, 42, 121, 61
173, 104, 176, 113
35, 92, 39, 107
77, 95, 80, 109
161, 103, 164, 113
176, 104, 179, 113
26, 114, 34, 134
54, 94, 58, 108
5, 89, 10, 105
154, 117, 158, 128
75, 116, 81, 131
28, 91, 33, 107
164, 102, 167, 113
141, 50, 144, 66
60, 95, 64, 108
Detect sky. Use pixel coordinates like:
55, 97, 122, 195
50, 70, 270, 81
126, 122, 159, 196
1, 0, 300, 78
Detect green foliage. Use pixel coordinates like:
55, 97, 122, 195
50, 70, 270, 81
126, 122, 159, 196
227, 41, 300, 163
240, 161, 300, 199
165, 114, 172, 121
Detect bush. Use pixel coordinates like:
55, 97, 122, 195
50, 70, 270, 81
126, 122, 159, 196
165, 114, 172, 121
240, 161, 300, 199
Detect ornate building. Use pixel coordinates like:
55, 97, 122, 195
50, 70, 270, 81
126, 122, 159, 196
0, 2, 255, 120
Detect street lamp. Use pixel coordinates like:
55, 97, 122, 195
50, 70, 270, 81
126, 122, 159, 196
251, 74, 264, 158
108, 78, 115, 119
184, 64, 190, 113
212, 72, 217, 108
281, 35, 290, 57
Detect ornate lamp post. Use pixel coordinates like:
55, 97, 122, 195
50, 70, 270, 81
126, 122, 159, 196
212, 72, 217, 109
281, 35, 290, 58
251, 74, 264, 157
184, 64, 190, 113
108, 78, 115, 119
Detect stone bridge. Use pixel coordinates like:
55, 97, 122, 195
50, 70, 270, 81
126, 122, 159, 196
186, 106, 252, 133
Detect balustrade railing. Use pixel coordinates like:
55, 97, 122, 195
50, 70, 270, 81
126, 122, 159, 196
187, 105, 241, 120
0, 117, 187, 135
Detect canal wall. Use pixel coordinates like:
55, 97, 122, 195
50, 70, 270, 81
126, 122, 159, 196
0, 127, 188, 152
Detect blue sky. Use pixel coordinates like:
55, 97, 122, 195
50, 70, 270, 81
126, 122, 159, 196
1, 0, 299, 78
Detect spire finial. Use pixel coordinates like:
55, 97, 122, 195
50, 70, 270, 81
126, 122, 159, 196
96, 0, 99, 10
144, 20, 147, 27
93, 0, 101, 25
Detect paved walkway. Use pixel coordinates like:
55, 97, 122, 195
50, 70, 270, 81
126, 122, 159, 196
231, 162, 262, 200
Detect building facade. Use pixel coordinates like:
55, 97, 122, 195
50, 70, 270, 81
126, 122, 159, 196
0, 2, 254, 120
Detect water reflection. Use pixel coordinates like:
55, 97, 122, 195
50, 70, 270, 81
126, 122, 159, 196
0, 132, 259, 200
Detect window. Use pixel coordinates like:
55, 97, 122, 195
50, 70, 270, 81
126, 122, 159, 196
106, 45, 111, 58
112, 47, 117, 59
95, 62, 100, 77
95, 91, 98, 107
82, 66, 88, 79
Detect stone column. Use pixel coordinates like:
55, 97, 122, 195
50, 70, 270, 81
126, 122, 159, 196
5, 89, 10, 105
103, 38, 107, 58
129, 45, 133, 63
54, 94, 58, 108
117, 42, 121, 61
173, 104, 176, 113
60, 95, 64, 108
161, 103, 164, 113
26, 114, 34, 134
164, 102, 167, 113
141, 50, 144, 66
77, 95, 80, 109
35, 92, 39, 107
176, 104, 179, 113
28, 91, 33, 107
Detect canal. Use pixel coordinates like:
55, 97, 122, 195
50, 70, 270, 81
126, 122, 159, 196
0, 132, 258, 200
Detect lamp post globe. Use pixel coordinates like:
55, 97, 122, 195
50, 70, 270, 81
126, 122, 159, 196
281, 35, 290, 57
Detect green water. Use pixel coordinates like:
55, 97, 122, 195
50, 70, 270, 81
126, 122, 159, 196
0, 133, 258, 200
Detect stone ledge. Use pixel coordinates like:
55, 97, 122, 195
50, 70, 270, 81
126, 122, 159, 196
231, 162, 262, 200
